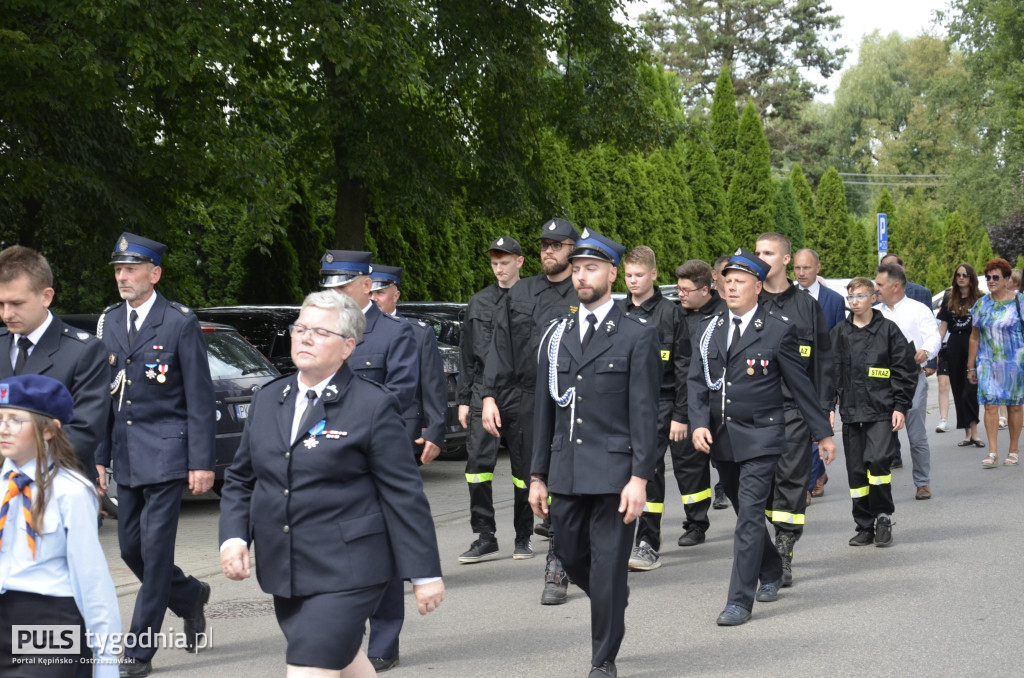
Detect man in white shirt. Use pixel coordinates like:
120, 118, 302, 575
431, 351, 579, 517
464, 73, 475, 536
874, 263, 941, 500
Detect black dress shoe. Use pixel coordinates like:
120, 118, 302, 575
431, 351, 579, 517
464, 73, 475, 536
370, 656, 399, 672
184, 581, 211, 651
119, 657, 152, 677
716, 605, 752, 626
755, 578, 782, 602
712, 487, 729, 510
677, 528, 706, 547
534, 519, 551, 538
589, 660, 617, 677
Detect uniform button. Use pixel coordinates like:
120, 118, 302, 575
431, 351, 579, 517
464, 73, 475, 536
726, 399, 731, 404
576, 396, 583, 402
576, 375, 582, 381
126, 420, 133, 426
283, 489, 289, 496
608, 363, 613, 367
726, 382, 732, 387
127, 380, 132, 386
126, 359, 132, 365
282, 525, 290, 534
576, 439, 582, 445
769, 417, 774, 422
125, 400, 131, 406
365, 361, 372, 366
576, 418, 582, 424
284, 452, 291, 459
726, 416, 732, 422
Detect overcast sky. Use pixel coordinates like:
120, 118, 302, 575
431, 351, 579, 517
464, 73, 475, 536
625, 0, 953, 101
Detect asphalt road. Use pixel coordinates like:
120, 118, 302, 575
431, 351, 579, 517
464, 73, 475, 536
102, 375, 1024, 677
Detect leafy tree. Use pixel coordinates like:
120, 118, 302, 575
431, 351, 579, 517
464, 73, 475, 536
686, 132, 734, 259
772, 178, 805, 251
893, 190, 937, 286
710, 66, 739, 189
812, 167, 851, 276
726, 102, 775, 249
847, 217, 876, 278
928, 211, 971, 291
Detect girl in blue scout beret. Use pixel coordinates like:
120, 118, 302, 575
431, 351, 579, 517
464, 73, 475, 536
0, 374, 120, 677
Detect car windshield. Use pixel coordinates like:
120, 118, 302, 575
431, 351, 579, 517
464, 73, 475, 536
204, 330, 277, 379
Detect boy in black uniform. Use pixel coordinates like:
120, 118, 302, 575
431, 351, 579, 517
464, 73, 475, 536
829, 277, 917, 546
753, 233, 834, 587
616, 246, 687, 571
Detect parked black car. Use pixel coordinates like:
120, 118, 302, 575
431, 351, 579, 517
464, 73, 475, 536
195, 303, 470, 459
61, 314, 280, 516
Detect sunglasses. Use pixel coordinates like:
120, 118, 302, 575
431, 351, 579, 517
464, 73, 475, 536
955, 272, 970, 278
985, 274, 1003, 281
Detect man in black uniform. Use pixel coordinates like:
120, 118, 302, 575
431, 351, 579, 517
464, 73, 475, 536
529, 228, 660, 678
481, 218, 579, 605
456, 237, 528, 562
319, 250, 420, 673
689, 248, 835, 627
95, 233, 216, 676
754, 233, 834, 588
616, 246, 687, 572
369, 265, 447, 465
672, 259, 729, 547
0, 246, 109, 484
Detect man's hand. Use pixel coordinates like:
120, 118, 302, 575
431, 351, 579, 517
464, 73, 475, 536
221, 544, 250, 580
669, 420, 688, 443
417, 438, 441, 464
458, 404, 470, 429
95, 465, 108, 495
481, 397, 501, 437
914, 349, 928, 365
528, 478, 549, 519
692, 427, 713, 454
413, 579, 445, 615
189, 469, 215, 495
892, 411, 906, 432
817, 436, 837, 465
618, 476, 648, 524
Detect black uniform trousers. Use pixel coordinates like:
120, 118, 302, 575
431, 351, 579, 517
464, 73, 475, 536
669, 437, 714, 536
464, 389, 532, 539
635, 398, 689, 547
715, 445, 784, 611
118, 479, 204, 662
767, 408, 813, 537
842, 421, 896, 532
550, 492, 633, 667
0, 590, 93, 678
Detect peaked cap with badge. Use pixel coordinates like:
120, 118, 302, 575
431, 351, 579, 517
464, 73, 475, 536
369, 264, 403, 292
567, 228, 626, 266
320, 250, 374, 289
109, 232, 167, 266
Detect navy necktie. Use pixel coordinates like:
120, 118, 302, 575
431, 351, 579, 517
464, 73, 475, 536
128, 310, 139, 347
728, 318, 742, 358
14, 337, 32, 374
581, 314, 597, 352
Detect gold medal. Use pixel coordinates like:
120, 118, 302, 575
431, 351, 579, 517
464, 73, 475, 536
156, 374, 166, 383
746, 367, 755, 375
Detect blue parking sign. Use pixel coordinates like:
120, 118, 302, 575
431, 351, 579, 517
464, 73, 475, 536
877, 213, 888, 252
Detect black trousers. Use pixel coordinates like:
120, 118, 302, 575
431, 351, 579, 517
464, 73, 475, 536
716, 451, 784, 611
464, 389, 532, 540
767, 408, 813, 538
0, 590, 93, 678
669, 433, 714, 535
842, 420, 896, 531
550, 492, 633, 667
118, 479, 204, 662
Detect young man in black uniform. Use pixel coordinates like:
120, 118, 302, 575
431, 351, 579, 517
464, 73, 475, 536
672, 259, 729, 547
529, 228, 660, 678
753, 233, 834, 588
481, 218, 580, 605
615, 246, 687, 571
456, 237, 527, 562
689, 248, 835, 627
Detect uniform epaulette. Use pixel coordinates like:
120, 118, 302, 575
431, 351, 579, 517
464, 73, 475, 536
703, 312, 724, 326
62, 326, 94, 342
169, 301, 193, 315
622, 313, 648, 326
380, 312, 402, 323
767, 310, 791, 324
102, 302, 121, 313
416, 319, 428, 328
356, 373, 388, 390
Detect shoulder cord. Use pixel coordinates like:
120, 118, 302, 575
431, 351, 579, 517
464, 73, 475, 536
699, 318, 724, 391
545, 319, 577, 439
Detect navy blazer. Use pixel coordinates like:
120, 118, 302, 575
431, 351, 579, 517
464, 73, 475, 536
816, 284, 848, 332
218, 365, 443, 598
687, 305, 833, 463
95, 294, 216, 486
349, 303, 419, 413
0, 315, 109, 479
531, 305, 661, 494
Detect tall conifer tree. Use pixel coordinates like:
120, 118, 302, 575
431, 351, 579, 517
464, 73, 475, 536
726, 101, 775, 250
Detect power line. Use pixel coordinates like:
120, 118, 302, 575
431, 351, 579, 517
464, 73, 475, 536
838, 173, 949, 178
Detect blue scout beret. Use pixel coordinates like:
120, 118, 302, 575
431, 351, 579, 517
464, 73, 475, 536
0, 374, 74, 425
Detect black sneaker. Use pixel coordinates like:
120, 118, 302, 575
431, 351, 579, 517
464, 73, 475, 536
534, 519, 551, 538
458, 535, 499, 563
677, 528, 706, 547
513, 538, 535, 559
874, 515, 893, 547
849, 530, 874, 546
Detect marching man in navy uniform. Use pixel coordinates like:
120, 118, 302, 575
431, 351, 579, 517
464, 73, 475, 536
529, 229, 661, 678
688, 249, 836, 627
95, 233, 216, 676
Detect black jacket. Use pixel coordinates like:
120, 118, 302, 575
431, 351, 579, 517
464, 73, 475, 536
617, 287, 687, 422
678, 291, 729, 425
829, 310, 917, 424
759, 281, 834, 414
458, 282, 509, 405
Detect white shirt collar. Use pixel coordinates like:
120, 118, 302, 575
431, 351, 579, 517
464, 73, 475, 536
1, 456, 38, 482
9, 312, 53, 369
579, 298, 615, 341
291, 373, 334, 443
796, 279, 820, 299
362, 301, 373, 315
127, 291, 159, 331
728, 305, 758, 346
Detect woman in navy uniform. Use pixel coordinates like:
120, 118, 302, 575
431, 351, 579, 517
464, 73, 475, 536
689, 249, 835, 626
219, 291, 444, 676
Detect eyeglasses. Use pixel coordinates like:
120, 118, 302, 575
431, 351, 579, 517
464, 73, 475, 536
985, 274, 1003, 281
288, 324, 349, 342
955, 272, 970, 278
846, 293, 876, 301
540, 241, 571, 252
676, 286, 702, 296
0, 417, 30, 434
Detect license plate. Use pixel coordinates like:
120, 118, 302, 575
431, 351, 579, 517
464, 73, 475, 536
235, 403, 250, 419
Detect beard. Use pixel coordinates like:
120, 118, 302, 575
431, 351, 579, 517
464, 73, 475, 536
576, 279, 610, 305
542, 256, 569, 277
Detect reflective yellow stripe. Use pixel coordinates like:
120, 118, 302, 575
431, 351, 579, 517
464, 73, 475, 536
799, 345, 812, 357
867, 471, 891, 485
868, 367, 891, 378
765, 510, 773, 519
465, 473, 494, 484
660, 350, 671, 361
511, 476, 526, 489
681, 488, 712, 505
770, 511, 806, 525
644, 502, 665, 514
850, 485, 870, 498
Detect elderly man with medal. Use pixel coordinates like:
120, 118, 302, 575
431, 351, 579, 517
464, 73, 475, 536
688, 248, 836, 627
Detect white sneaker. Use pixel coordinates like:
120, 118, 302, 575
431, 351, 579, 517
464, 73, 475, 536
935, 419, 948, 433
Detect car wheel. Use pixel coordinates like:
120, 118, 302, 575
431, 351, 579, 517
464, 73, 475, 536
101, 468, 118, 519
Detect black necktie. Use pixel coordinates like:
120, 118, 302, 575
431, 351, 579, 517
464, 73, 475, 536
581, 313, 597, 352
128, 310, 139, 347
13, 337, 32, 375
296, 389, 318, 440
727, 318, 742, 358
